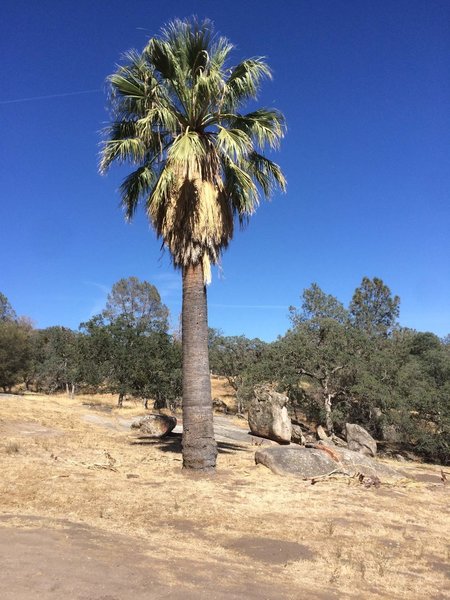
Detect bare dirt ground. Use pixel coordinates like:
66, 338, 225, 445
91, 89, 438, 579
0, 390, 449, 599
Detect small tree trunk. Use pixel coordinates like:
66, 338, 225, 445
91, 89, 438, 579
324, 394, 334, 434
117, 393, 124, 408
181, 263, 217, 470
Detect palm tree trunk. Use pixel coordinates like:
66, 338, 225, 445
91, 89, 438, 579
182, 263, 217, 470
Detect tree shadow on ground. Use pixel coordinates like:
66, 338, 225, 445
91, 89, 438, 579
130, 432, 249, 454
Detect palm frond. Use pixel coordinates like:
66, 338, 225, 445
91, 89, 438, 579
136, 105, 181, 136
144, 38, 177, 80
244, 151, 287, 197
230, 108, 286, 150
99, 137, 146, 174
216, 127, 253, 161
119, 165, 157, 220
163, 18, 213, 77
223, 58, 272, 108
168, 130, 206, 164
146, 165, 175, 215
222, 157, 259, 221
208, 36, 234, 72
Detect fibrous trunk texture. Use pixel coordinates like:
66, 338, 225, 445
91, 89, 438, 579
181, 263, 217, 470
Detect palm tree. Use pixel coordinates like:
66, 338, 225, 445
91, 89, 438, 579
100, 18, 286, 470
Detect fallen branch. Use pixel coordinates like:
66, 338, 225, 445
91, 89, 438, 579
308, 469, 353, 484
54, 451, 119, 472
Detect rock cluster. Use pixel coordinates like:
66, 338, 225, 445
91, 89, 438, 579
248, 386, 399, 479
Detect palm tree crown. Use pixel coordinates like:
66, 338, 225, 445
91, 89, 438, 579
100, 18, 286, 282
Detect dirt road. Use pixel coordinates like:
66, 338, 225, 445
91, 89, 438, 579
0, 514, 319, 600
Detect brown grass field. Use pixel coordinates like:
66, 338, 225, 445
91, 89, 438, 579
0, 383, 448, 599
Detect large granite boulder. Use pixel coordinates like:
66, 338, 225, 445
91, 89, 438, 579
345, 423, 377, 457
131, 414, 177, 437
255, 444, 402, 479
256, 446, 336, 477
248, 386, 292, 444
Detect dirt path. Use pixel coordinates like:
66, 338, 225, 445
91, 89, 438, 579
0, 515, 318, 600
81, 410, 258, 446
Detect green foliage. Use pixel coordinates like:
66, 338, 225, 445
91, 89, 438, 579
350, 277, 400, 337
132, 333, 182, 409
208, 329, 266, 412
0, 319, 32, 391
102, 276, 169, 332
27, 327, 81, 394
0, 292, 17, 322
80, 277, 180, 406
289, 283, 349, 326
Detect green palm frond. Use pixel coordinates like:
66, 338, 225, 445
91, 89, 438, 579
208, 36, 234, 72
168, 130, 206, 164
245, 151, 287, 197
223, 58, 272, 108
120, 165, 157, 220
101, 120, 138, 141
231, 108, 286, 150
144, 39, 177, 81
216, 127, 253, 161
163, 18, 213, 76
147, 165, 175, 213
109, 72, 146, 100
136, 105, 182, 136
99, 137, 147, 174
222, 157, 259, 220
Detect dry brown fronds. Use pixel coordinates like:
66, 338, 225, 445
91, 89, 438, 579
149, 160, 233, 283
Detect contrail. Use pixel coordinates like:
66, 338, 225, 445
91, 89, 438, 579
0, 88, 101, 105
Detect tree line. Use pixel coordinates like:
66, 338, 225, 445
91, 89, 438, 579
1, 276, 449, 464
209, 277, 450, 465
0, 279, 181, 409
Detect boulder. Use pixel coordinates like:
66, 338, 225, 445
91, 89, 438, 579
316, 425, 329, 441
255, 444, 402, 479
131, 414, 177, 438
291, 424, 306, 445
321, 444, 400, 478
248, 386, 292, 444
213, 398, 229, 414
345, 423, 377, 457
256, 446, 336, 477
330, 435, 348, 448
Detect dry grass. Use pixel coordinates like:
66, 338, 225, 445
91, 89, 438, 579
211, 374, 237, 411
0, 391, 449, 599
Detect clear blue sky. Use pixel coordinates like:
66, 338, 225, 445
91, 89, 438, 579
1, 0, 449, 341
